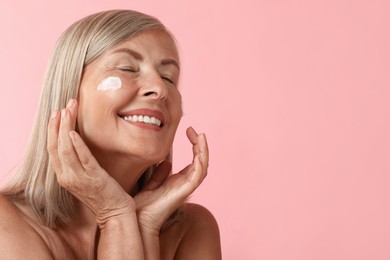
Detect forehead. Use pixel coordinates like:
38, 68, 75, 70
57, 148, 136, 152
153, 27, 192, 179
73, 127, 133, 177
105, 30, 179, 61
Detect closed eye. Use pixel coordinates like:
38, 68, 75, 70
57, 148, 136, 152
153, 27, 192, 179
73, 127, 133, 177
161, 75, 175, 85
119, 67, 137, 73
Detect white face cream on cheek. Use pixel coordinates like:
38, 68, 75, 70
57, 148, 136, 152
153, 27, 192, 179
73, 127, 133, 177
97, 76, 122, 91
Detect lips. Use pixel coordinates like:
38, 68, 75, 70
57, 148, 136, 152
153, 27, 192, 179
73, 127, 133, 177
118, 108, 165, 128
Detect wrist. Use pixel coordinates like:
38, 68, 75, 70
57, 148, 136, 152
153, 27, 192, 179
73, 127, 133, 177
97, 200, 137, 229
137, 213, 161, 237
138, 221, 161, 260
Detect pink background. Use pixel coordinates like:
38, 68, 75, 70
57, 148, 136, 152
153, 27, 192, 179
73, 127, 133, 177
1, 0, 389, 259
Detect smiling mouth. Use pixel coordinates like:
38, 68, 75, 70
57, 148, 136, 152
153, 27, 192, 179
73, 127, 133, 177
119, 114, 164, 128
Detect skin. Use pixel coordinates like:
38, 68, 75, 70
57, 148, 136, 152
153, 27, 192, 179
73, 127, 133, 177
0, 30, 221, 259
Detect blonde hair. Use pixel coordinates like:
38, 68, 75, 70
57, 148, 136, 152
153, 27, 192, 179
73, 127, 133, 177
1, 10, 174, 228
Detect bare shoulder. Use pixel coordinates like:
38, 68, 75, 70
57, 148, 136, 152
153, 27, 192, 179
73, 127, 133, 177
161, 203, 222, 260
0, 195, 54, 259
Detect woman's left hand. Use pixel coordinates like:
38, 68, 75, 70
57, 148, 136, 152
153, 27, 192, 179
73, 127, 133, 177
134, 126, 209, 235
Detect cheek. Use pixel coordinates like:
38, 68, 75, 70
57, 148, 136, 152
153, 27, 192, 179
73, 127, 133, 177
171, 91, 183, 119
78, 77, 123, 133
93, 76, 137, 108
97, 76, 122, 91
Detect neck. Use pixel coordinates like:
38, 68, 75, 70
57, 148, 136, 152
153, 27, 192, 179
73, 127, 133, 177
95, 152, 154, 194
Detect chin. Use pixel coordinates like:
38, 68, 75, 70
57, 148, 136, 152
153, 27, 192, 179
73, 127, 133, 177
126, 143, 170, 163
143, 150, 170, 164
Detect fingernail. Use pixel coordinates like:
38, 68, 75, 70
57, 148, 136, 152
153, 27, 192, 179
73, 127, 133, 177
61, 109, 67, 119
66, 99, 74, 108
50, 110, 58, 119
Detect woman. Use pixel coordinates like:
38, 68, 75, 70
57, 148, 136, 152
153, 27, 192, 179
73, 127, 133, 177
0, 10, 221, 259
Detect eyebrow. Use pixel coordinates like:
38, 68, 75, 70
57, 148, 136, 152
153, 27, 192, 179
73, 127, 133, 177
110, 48, 180, 71
111, 48, 143, 60
161, 58, 180, 71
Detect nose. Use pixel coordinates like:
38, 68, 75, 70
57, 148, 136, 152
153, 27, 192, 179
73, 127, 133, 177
139, 72, 168, 101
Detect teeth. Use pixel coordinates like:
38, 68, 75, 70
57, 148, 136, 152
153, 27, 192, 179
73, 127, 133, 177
122, 115, 162, 127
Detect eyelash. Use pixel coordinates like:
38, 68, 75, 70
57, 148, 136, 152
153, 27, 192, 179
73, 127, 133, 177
120, 67, 137, 73
161, 75, 175, 84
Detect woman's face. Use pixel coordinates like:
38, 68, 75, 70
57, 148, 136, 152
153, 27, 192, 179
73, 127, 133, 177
77, 30, 182, 164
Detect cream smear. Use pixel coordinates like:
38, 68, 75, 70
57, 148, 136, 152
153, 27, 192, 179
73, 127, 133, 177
97, 76, 122, 91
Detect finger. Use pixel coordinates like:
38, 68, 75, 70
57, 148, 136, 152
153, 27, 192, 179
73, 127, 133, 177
177, 155, 204, 189
186, 127, 209, 170
47, 110, 62, 174
193, 155, 206, 185
175, 127, 209, 190
197, 133, 209, 171
142, 161, 172, 191
66, 99, 78, 130
68, 131, 101, 172
186, 127, 200, 155
58, 104, 84, 174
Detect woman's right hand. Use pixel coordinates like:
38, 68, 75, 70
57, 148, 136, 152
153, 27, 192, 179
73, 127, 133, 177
47, 99, 135, 226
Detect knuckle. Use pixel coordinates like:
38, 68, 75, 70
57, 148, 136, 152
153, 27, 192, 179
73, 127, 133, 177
57, 171, 80, 191
80, 155, 92, 167
56, 173, 72, 188
60, 146, 73, 159
47, 143, 57, 154
82, 157, 100, 172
